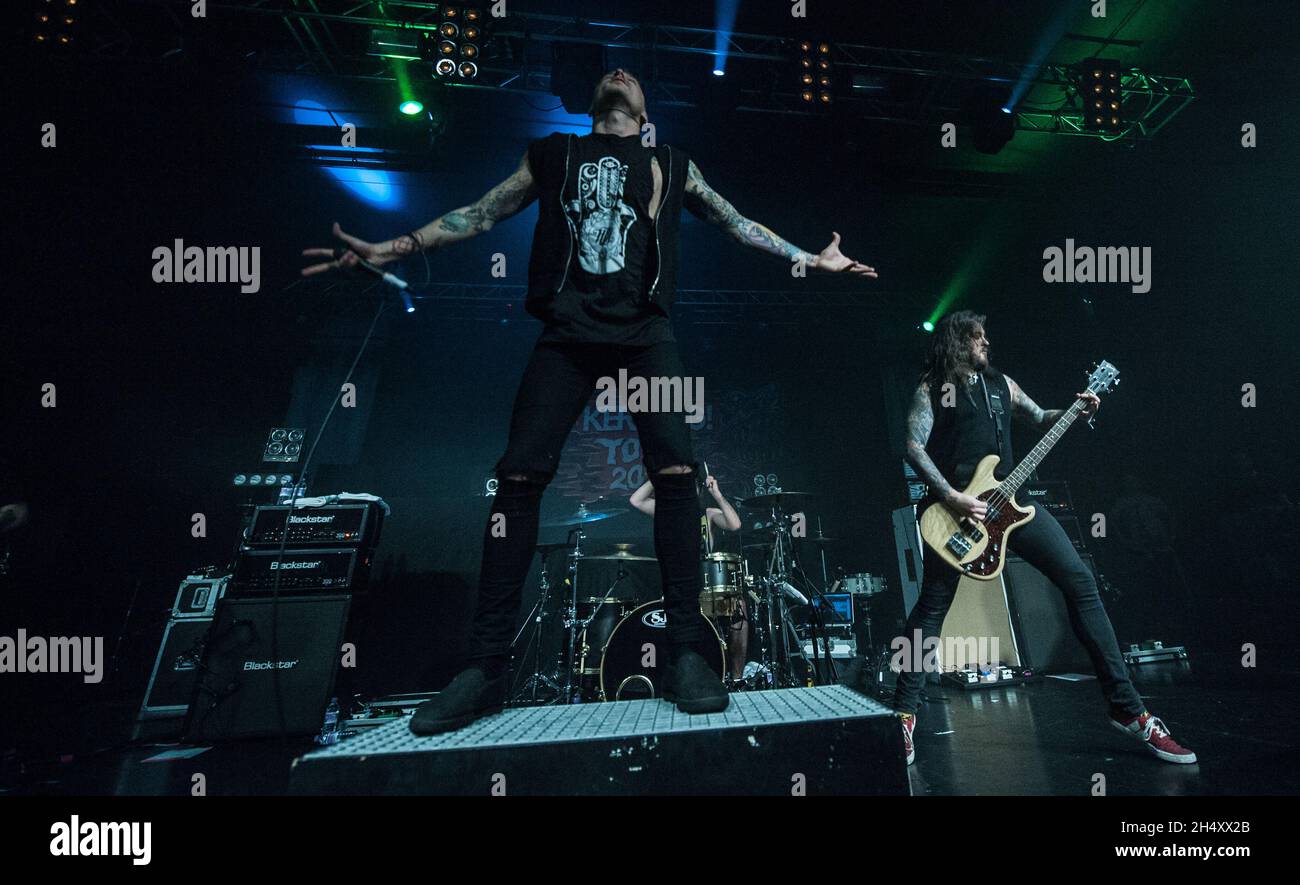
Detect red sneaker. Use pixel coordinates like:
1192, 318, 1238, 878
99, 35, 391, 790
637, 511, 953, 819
1110, 711, 1197, 764
900, 713, 916, 765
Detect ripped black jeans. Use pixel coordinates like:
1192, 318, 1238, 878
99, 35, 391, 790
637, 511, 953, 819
469, 340, 704, 662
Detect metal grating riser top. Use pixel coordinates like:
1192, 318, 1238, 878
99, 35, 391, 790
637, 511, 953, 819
303, 686, 894, 759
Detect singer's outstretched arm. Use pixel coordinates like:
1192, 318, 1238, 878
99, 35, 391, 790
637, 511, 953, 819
301, 153, 537, 275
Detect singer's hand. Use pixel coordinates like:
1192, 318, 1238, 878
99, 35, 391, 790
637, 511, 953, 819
301, 223, 413, 277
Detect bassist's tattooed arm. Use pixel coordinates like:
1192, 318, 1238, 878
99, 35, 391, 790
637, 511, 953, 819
1007, 376, 1065, 429
683, 160, 815, 263
904, 384, 957, 503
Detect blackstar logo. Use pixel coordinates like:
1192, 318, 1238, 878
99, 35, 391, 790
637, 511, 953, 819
243, 659, 300, 671
269, 560, 321, 570
287, 515, 334, 524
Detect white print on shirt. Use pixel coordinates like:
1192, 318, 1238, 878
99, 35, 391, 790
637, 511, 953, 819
565, 156, 637, 275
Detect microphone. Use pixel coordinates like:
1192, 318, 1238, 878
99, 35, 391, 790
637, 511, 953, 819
338, 250, 415, 313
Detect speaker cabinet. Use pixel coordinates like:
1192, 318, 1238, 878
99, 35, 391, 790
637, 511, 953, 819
1002, 554, 1098, 673
184, 594, 351, 741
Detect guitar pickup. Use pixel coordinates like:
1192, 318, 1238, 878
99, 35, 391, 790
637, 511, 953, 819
946, 534, 972, 557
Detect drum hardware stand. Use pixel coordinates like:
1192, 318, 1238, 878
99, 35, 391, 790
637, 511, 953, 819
509, 546, 564, 705
573, 563, 628, 686
561, 527, 588, 705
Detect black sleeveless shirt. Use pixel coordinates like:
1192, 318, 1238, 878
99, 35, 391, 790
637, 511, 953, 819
925, 369, 1016, 489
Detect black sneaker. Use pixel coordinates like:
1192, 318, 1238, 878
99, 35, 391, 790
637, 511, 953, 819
662, 650, 730, 714
409, 667, 507, 735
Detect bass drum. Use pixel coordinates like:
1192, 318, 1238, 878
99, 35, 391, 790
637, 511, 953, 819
598, 600, 726, 702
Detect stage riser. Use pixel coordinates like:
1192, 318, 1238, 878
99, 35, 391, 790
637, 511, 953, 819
294, 719, 902, 796
291, 687, 909, 796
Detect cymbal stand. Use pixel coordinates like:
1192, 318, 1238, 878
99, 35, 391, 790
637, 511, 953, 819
510, 547, 562, 705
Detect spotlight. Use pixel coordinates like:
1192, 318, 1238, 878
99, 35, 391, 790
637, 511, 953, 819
435, 58, 457, 77
922, 321, 935, 333
458, 61, 478, 79
713, 68, 724, 77
439, 21, 458, 39
399, 99, 424, 115
461, 43, 479, 60
794, 39, 834, 111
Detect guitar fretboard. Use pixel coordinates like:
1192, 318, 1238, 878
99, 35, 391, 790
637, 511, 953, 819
996, 397, 1091, 499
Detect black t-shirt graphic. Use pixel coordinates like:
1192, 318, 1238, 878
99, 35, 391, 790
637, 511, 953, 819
533, 132, 673, 345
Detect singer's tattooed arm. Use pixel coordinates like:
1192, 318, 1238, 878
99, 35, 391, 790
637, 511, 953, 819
1007, 376, 1064, 429
406, 153, 538, 252
683, 160, 814, 263
904, 384, 957, 503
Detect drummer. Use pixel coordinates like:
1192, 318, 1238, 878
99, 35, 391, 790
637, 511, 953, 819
630, 475, 748, 679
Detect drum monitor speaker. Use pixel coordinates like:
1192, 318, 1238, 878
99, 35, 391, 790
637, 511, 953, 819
184, 594, 351, 742
1002, 554, 1097, 673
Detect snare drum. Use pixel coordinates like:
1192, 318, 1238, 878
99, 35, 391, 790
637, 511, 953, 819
700, 552, 743, 618
840, 573, 885, 597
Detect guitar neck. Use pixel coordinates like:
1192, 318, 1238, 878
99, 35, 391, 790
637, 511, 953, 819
998, 399, 1089, 497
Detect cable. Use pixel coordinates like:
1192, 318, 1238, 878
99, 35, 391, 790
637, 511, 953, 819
265, 282, 390, 741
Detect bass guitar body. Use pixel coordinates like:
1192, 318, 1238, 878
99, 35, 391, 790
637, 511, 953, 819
917, 454, 1036, 581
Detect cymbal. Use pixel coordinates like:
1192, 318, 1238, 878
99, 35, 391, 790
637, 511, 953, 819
577, 551, 658, 562
541, 506, 623, 528
799, 535, 841, 545
739, 491, 816, 511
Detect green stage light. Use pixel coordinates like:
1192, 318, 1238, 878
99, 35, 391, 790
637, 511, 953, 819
922, 321, 935, 333
399, 100, 424, 115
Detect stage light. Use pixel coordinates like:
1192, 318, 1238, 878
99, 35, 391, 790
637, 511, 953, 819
461, 43, 479, 59
435, 58, 457, 77
234, 474, 248, 486
922, 321, 935, 333
794, 39, 834, 111
459, 61, 478, 79
439, 21, 458, 39
463, 25, 481, 41
1075, 58, 1125, 133
399, 99, 424, 115
713, 68, 724, 77
444, 6, 460, 18
465, 8, 482, 22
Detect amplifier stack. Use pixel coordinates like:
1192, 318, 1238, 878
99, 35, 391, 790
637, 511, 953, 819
136, 499, 387, 742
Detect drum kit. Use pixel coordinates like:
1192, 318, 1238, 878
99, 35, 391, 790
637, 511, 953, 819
508, 490, 891, 706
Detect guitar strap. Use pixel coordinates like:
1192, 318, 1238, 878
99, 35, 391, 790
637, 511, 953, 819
979, 374, 1007, 459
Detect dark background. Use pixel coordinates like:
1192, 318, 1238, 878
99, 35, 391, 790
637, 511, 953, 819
3, 0, 1298, 756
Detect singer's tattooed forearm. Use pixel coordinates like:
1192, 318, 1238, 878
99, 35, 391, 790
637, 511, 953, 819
408, 153, 538, 251
683, 160, 813, 263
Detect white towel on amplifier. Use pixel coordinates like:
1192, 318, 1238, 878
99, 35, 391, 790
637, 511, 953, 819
291, 493, 391, 516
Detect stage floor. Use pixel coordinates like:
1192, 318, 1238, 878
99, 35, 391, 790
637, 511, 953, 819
7, 652, 1297, 796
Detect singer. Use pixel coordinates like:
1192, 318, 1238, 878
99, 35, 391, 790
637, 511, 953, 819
302, 68, 877, 735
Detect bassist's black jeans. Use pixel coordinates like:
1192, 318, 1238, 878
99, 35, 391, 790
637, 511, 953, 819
893, 508, 1144, 718
468, 340, 704, 664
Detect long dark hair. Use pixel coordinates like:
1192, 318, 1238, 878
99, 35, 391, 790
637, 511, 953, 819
920, 310, 986, 389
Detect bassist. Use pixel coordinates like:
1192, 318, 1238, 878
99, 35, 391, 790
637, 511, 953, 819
884, 310, 1195, 766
